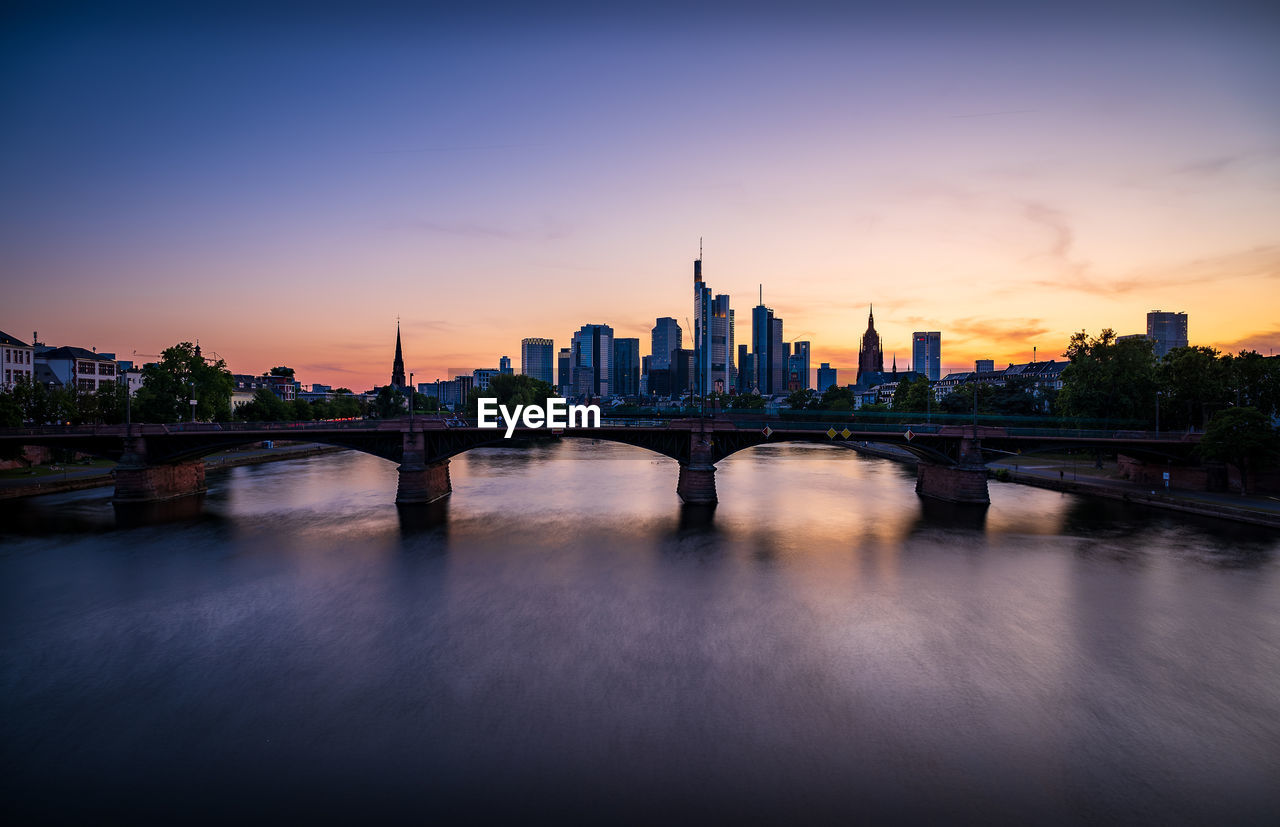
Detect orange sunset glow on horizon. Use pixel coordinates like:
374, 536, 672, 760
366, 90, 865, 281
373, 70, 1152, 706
3, 3, 1277, 390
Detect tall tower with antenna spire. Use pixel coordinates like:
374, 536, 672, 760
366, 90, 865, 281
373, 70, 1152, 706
693, 240, 711, 399
391, 321, 407, 389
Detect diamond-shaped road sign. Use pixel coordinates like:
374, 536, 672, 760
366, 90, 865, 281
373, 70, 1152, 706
904, 429, 915, 441
826, 427, 837, 439
762, 426, 773, 438
840, 428, 852, 439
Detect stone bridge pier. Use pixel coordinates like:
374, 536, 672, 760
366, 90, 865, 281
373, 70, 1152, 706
915, 437, 989, 505
676, 427, 718, 504
112, 436, 207, 503
396, 430, 452, 504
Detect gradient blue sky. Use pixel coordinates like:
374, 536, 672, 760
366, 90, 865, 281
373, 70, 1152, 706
3, 1, 1277, 388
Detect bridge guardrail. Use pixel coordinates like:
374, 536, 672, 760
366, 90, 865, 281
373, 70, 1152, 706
0, 418, 1200, 441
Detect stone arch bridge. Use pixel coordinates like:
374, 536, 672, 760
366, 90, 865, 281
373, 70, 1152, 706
2, 418, 1201, 506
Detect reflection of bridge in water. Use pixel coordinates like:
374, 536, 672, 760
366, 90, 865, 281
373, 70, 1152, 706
2, 417, 1201, 506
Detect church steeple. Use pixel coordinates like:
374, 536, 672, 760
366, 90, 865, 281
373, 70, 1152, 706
856, 303, 884, 387
391, 321, 406, 388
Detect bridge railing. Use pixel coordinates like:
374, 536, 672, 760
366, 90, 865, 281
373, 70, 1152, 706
0, 418, 1198, 442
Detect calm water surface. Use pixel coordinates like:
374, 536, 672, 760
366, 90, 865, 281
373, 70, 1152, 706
3, 442, 1279, 823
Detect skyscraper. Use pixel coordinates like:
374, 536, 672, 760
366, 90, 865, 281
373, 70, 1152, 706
693, 252, 712, 398
737, 344, 755, 394
771, 316, 786, 393
390, 322, 406, 389
669, 348, 697, 397
570, 324, 614, 398
856, 306, 884, 386
792, 341, 811, 390
816, 363, 837, 391
520, 338, 555, 385
1147, 311, 1188, 358
499, 356, 513, 375
650, 317, 681, 371
912, 331, 941, 382
557, 347, 572, 396
751, 295, 784, 395
710, 293, 735, 394
612, 337, 640, 397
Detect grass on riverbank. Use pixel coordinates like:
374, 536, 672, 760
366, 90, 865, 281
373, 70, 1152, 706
0, 459, 117, 479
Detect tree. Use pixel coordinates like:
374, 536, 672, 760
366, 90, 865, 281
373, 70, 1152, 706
308, 399, 332, 420
10, 375, 52, 424
133, 342, 233, 423
817, 385, 855, 411
729, 392, 766, 410
1057, 329, 1156, 424
785, 389, 816, 410
1199, 407, 1280, 496
87, 381, 127, 424
1156, 346, 1229, 431
329, 390, 363, 419
938, 382, 994, 415
987, 376, 1043, 416
1224, 350, 1280, 420
465, 374, 556, 416
374, 385, 406, 419
411, 391, 438, 413
48, 386, 81, 425
290, 398, 312, 421
235, 387, 290, 422
891, 376, 932, 413
269, 366, 295, 378
0, 391, 20, 428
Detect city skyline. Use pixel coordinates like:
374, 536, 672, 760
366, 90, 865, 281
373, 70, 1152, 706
3, 2, 1277, 389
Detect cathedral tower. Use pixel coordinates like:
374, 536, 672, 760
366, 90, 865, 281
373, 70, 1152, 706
856, 305, 884, 386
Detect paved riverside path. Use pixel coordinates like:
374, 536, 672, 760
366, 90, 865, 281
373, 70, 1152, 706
989, 459, 1280, 527
0, 443, 340, 498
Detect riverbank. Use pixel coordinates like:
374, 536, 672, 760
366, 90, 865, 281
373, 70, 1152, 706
843, 441, 1280, 529
0, 443, 345, 500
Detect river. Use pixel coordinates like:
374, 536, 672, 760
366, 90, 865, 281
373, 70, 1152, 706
3, 442, 1278, 823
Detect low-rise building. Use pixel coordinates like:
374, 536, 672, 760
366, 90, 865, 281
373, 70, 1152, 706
1, 330, 35, 390
36, 346, 118, 393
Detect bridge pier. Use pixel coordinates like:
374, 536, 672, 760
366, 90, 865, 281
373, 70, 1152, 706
397, 431, 451, 504
915, 438, 988, 505
915, 463, 989, 504
111, 436, 208, 503
113, 461, 207, 502
677, 427, 718, 504
677, 462, 717, 504
397, 459, 452, 504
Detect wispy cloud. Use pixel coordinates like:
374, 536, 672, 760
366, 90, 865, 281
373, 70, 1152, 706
948, 317, 1052, 347
1209, 327, 1280, 356
296, 362, 364, 376
1174, 146, 1280, 178
1021, 201, 1090, 279
1029, 244, 1280, 295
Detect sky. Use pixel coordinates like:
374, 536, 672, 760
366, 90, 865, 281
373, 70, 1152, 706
2, 1, 1278, 389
